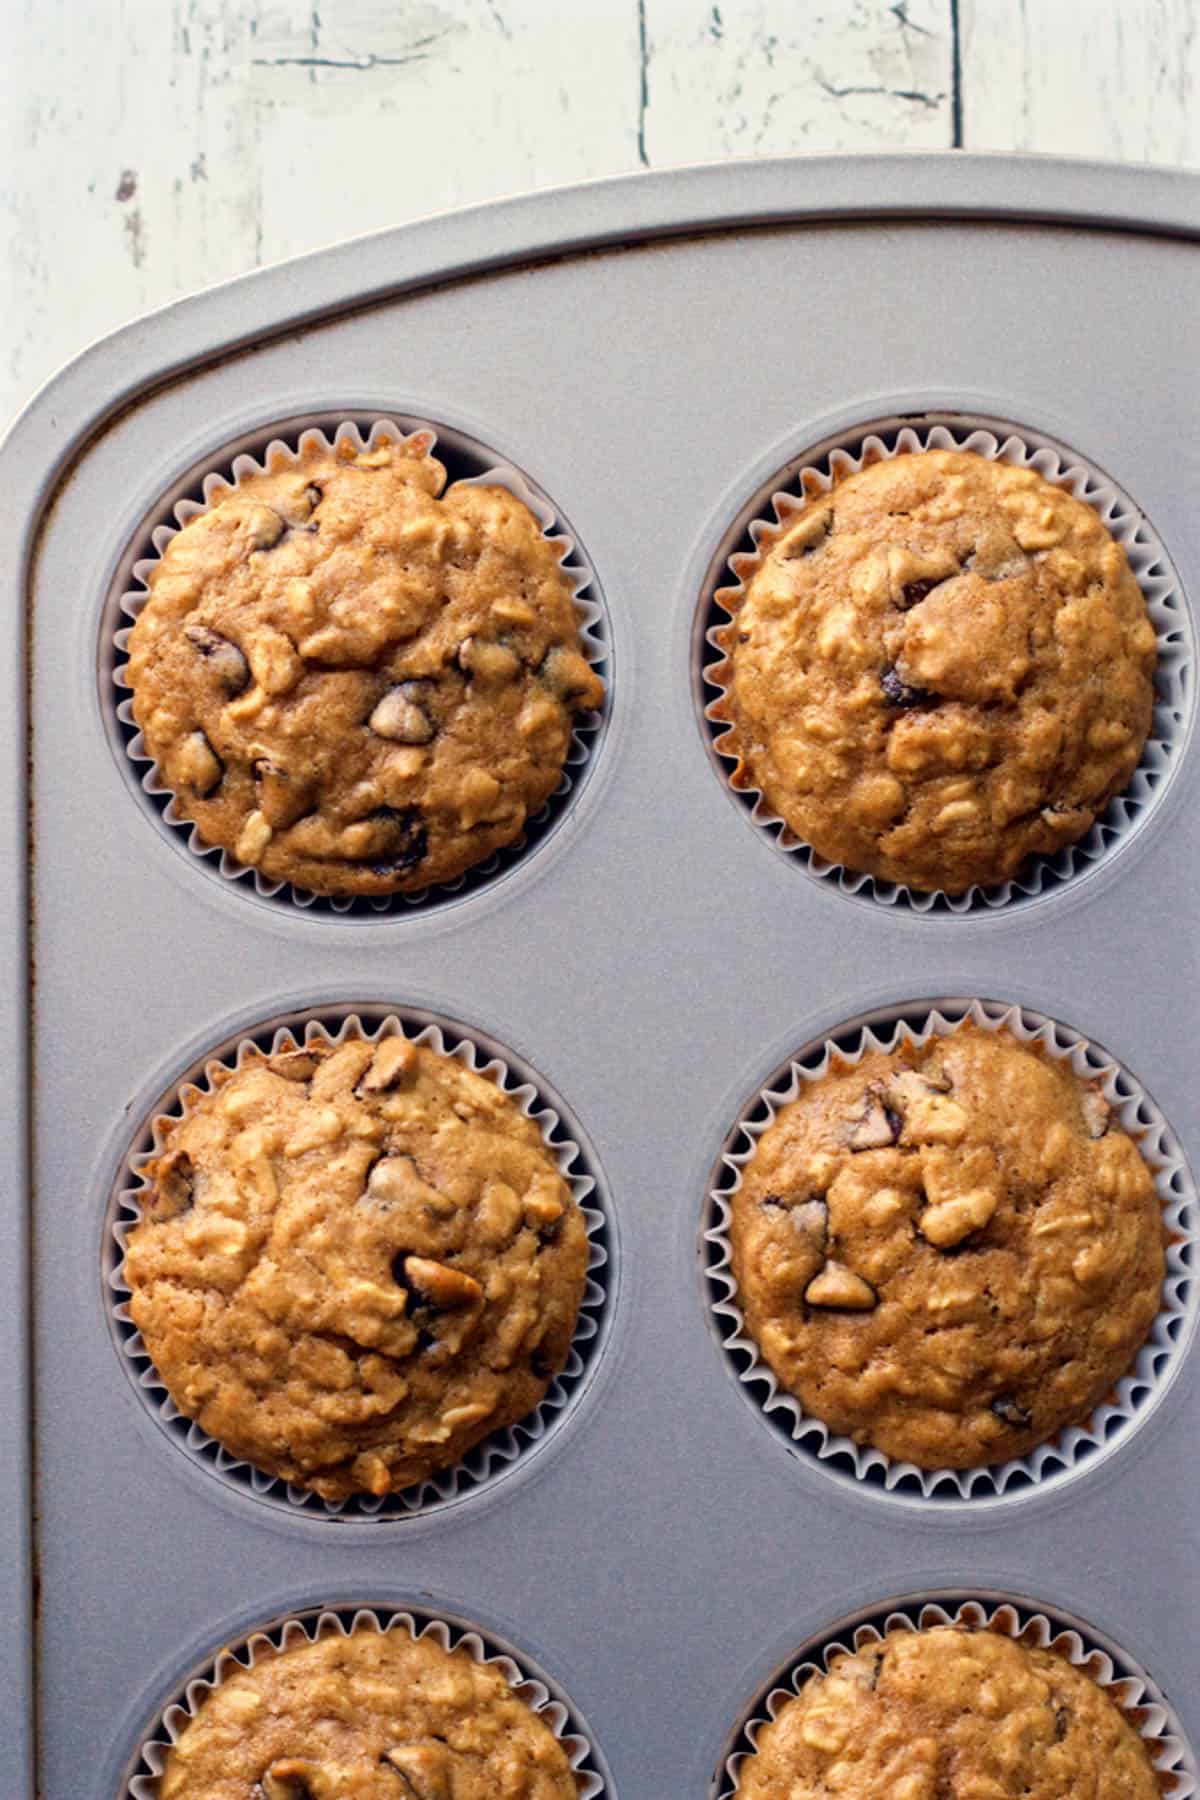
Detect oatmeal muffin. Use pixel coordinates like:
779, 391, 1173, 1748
714, 449, 1156, 894
125, 433, 604, 897
728, 1022, 1164, 1468
157, 1624, 580, 1798
738, 1625, 1158, 1798
123, 1033, 589, 1499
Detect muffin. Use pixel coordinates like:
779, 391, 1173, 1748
123, 1033, 589, 1499
728, 1022, 1164, 1469
125, 433, 604, 897
713, 449, 1156, 894
156, 1624, 581, 1798
738, 1625, 1158, 1798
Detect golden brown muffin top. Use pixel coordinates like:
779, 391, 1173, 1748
157, 1626, 581, 1798
124, 1035, 589, 1499
714, 450, 1156, 894
126, 435, 603, 897
738, 1626, 1158, 1799
729, 1023, 1164, 1469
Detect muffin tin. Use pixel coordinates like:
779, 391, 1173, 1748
4, 154, 1200, 1797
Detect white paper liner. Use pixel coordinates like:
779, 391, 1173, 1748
704, 998, 1197, 1502
126, 1603, 606, 1798
108, 1008, 612, 1519
718, 1595, 1196, 1798
702, 415, 1193, 914
110, 416, 610, 916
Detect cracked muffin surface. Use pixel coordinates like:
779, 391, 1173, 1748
738, 1625, 1158, 1799
125, 434, 604, 897
124, 1034, 589, 1500
157, 1625, 581, 1799
728, 1023, 1164, 1469
714, 449, 1156, 894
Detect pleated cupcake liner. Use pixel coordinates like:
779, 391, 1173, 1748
702, 413, 1192, 914
110, 415, 609, 916
704, 997, 1197, 1503
108, 1006, 613, 1520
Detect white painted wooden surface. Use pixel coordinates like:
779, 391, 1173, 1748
3, 0, 1198, 427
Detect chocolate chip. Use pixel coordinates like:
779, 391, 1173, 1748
537, 644, 595, 700
792, 1197, 830, 1249
391, 1250, 419, 1296
253, 759, 316, 829
530, 1348, 553, 1380
896, 575, 944, 610
182, 624, 250, 695
1054, 1705, 1071, 1741
149, 1148, 194, 1219
846, 1089, 901, 1151
991, 1395, 1033, 1430
368, 806, 427, 875
247, 506, 288, 551
369, 684, 436, 744
259, 1763, 317, 1800
880, 665, 935, 708
179, 728, 223, 796
391, 1259, 440, 1349
536, 1214, 563, 1246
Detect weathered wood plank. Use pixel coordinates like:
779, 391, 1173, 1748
960, 0, 1200, 164
4, 0, 1197, 428
640, 0, 953, 163
2, 0, 643, 423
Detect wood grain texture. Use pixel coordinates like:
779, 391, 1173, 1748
961, 0, 1200, 164
2, 0, 1197, 425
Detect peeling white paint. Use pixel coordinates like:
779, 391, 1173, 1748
2, 0, 1197, 425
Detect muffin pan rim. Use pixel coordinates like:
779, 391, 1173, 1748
11, 159, 1200, 1800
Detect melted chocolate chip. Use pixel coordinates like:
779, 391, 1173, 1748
182, 624, 250, 695
151, 1149, 195, 1219
880, 665, 935, 709
896, 575, 944, 610
530, 1348, 553, 1380
369, 806, 427, 876
390, 1251, 418, 1296
991, 1395, 1033, 1430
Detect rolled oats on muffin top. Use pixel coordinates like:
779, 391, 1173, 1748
155, 1624, 582, 1798
126, 433, 603, 897
714, 449, 1156, 894
123, 1032, 590, 1500
738, 1625, 1159, 1798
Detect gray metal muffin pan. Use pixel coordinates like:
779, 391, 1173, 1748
4, 154, 1200, 1798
